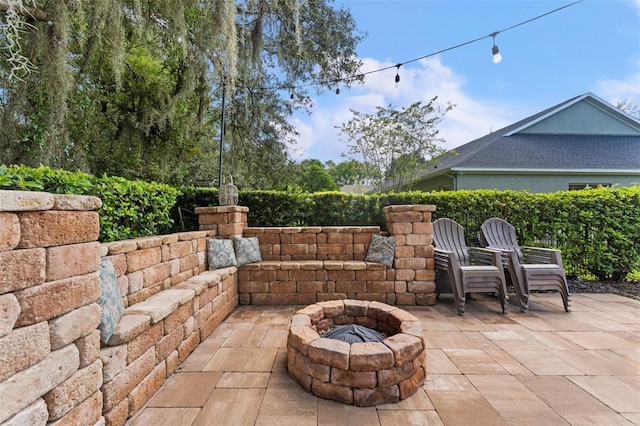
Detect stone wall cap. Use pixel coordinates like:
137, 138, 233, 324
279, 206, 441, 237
195, 206, 248, 214
177, 231, 208, 241
106, 314, 151, 345
103, 240, 138, 255
124, 289, 194, 323
383, 205, 436, 212
53, 194, 102, 211
0, 190, 54, 212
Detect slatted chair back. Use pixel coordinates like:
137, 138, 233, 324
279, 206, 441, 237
479, 217, 524, 260
433, 218, 470, 265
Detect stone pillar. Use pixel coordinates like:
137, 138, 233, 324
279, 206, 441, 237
384, 205, 436, 306
0, 190, 104, 425
194, 206, 248, 238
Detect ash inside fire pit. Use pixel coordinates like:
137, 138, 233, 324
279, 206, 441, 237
322, 324, 385, 344
287, 299, 427, 406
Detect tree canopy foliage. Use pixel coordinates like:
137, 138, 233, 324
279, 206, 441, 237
337, 98, 453, 191
0, 0, 364, 187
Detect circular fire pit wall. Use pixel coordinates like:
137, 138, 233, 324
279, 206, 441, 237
287, 300, 426, 406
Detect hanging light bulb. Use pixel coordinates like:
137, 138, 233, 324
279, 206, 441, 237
491, 33, 502, 64
394, 64, 402, 88
335, 87, 340, 95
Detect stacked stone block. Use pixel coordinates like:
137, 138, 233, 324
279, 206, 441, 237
383, 205, 437, 306
287, 300, 426, 406
100, 233, 239, 425
195, 205, 248, 237
0, 190, 105, 425
195, 205, 438, 306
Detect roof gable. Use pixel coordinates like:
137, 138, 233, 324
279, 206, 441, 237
417, 93, 640, 178
507, 93, 640, 136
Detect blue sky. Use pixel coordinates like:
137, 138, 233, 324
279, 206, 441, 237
288, 0, 640, 163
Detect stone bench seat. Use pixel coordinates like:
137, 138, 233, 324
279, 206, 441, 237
99, 266, 238, 424
104, 267, 236, 346
238, 260, 395, 306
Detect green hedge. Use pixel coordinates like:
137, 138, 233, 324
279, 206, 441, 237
0, 165, 180, 242
177, 187, 640, 281
2, 165, 638, 281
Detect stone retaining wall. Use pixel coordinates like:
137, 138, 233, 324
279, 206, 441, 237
1, 190, 105, 425
197, 205, 438, 307
100, 234, 238, 425
0, 190, 240, 426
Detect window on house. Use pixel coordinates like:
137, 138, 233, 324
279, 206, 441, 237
568, 183, 612, 190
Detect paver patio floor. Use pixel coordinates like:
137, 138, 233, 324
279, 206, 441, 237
129, 293, 640, 425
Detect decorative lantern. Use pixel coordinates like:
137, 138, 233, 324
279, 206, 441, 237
218, 175, 238, 206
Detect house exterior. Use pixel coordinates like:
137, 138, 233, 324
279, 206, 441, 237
409, 93, 640, 193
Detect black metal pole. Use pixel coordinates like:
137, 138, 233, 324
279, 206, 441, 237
218, 83, 226, 196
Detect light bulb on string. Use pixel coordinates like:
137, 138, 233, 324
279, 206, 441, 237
335, 87, 340, 95
491, 32, 502, 64
394, 63, 402, 89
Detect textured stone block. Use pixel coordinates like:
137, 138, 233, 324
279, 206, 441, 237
331, 368, 377, 389
0, 293, 21, 337
287, 361, 313, 392
15, 272, 100, 326
377, 361, 415, 387
101, 347, 155, 411
52, 193, 101, 211
0, 248, 46, 294
287, 327, 319, 357
0, 212, 20, 251
2, 398, 48, 426
343, 299, 368, 317
349, 342, 394, 372
318, 300, 344, 318
46, 242, 102, 281
125, 289, 193, 323
383, 333, 424, 366
177, 330, 200, 363
156, 325, 183, 361
106, 315, 150, 346
295, 353, 331, 382
141, 263, 171, 288
102, 397, 128, 426
44, 359, 103, 420
18, 211, 99, 248
75, 330, 101, 368
398, 367, 426, 400
0, 190, 53, 212
353, 385, 399, 407
100, 345, 127, 383
128, 363, 166, 416
49, 303, 101, 350
308, 338, 350, 370
0, 344, 79, 423
0, 321, 50, 382
48, 389, 102, 426
312, 379, 353, 404
126, 247, 161, 273
126, 322, 162, 364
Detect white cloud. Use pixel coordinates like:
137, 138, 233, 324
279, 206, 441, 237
594, 59, 640, 107
290, 56, 526, 162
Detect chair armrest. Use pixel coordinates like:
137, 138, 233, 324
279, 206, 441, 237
434, 248, 455, 271
468, 247, 503, 268
521, 246, 564, 266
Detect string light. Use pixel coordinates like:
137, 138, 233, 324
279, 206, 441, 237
335, 87, 340, 95
242, 0, 582, 95
491, 32, 502, 64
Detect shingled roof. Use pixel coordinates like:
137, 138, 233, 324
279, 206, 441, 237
421, 93, 640, 177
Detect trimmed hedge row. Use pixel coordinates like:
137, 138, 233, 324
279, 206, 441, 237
185, 187, 640, 281
0, 165, 180, 242
2, 165, 638, 281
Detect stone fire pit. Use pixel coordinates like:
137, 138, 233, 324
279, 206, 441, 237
287, 300, 426, 406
